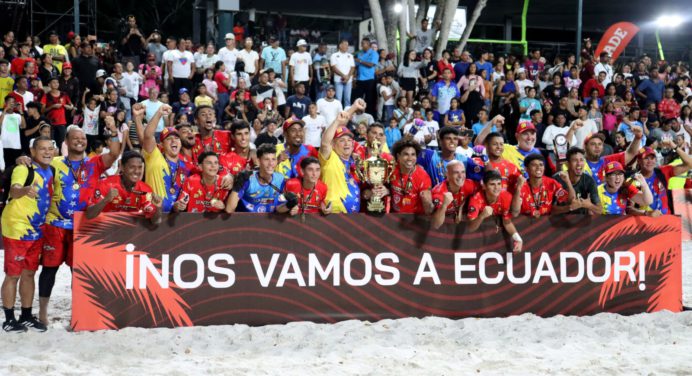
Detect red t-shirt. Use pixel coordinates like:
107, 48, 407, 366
178, 174, 230, 213
467, 190, 513, 220
230, 90, 251, 102
582, 78, 604, 99
214, 71, 229, 94
193, 130, 234, 162
519, 177, 569, 216
488, 159, 521, 192
284, 178, 328, 214
218, 151, 254, 176
431, 179, 479, 216
89, 175, 156, 218
389, 165, 432, 214
10, 57, 34, 76
41, 91, 72, 126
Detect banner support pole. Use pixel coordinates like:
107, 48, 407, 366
521, 0, 529, 56
576, 0, 582, 64
655, 28, 665, 61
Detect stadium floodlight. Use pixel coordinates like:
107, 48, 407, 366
393, 3, 403, 13
655, 14, 683, 61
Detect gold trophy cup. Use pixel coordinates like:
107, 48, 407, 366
355, 141, 394, 213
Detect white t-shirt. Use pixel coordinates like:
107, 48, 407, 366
121, 71, 141, 100
271, 79, 287, 106
196, 54, 219, 71
237, 49, 260, 74
1, 112, 22, 150
330, 51, 355, 84
542, 125, 577, 151
302, 114, 328, 148
289, 52, 312, 82
316, 98, 343, 125
82, 105, 101, 136
424, 120, 440, 148
161, 49, 175, 81
218, 47, 238, 73
380, 86, 395, 106
456, 145, 474, 159
574, 118, 599, 148
166, 50, 195, 78
403, 121, 429, 146
517, 79, 534, 99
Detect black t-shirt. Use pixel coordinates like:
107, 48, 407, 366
553, 172, 600, 215
22, 115, 49, 154
72, 55, 100, 90
250, 84, 275, 107
255, 132, 278, 146
544, 84, 568, 105
121, 29, 145, 57
59, 76, 81, 106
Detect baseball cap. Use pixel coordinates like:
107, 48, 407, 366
516, 121, 536, 134
334, 126, 354, 139
326, 84, 336, 91
604, 161, 624, 175
179, 87, 189, 95
225, 33, 234, 40
637, 147, 656, 160
584, 132, 606, 145
296, 39, 308, 47
282, 116, 305, 133
96, 69, 106, 78
62, 62, 72, 70
160, 127, 180, 142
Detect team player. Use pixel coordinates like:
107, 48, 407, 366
174, 152, 230, 213
635, 143, 692, 216
467, 170, 523, 252
353, 123, 392, 162
476, 118, 540, 175
518, 154, 574, 217
226, 143, 297, 213
319, 99, 367, 213
597, 161, 652, 215
417, 126, 485, 186
582, 129, 641, 185
1, 137, 54, 332
284, 156, 332, 217
40, 121, 121, 325
86, 151, 163, 222
192, 105, 233, 159
276, 116, 318, 178
388, 138, 433, 214
483, 131, 525, 215
219, 121, 257, 176
138, 103, 195, 212
430, 160, 480, 229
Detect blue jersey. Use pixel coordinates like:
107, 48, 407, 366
236, 172, 287, 213
417, 149, 483, 186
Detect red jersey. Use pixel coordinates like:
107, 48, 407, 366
284, 178, 328, 214
219, 151, 253, 176
353, 143, 393, 163
389, 165, 432, 214
40, 91, 72, 126
519, 177, 569, 216
467, 190, 513, 220
11, 57, 35, 76
89, 176, 157, 218
488, 159, 521, 192
178, 174, 230, 213
431, 179, 480, 216
193, 130, 234, 161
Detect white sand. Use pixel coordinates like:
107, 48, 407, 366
1, 244, 690, 376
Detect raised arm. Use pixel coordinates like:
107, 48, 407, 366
320, 98, 365, 158
474, 115, 505, 147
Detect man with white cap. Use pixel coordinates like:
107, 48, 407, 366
217, 33, 238, 75
289, 39, 312, 92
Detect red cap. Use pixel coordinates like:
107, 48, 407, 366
516, 121, 536, 134
282, 116, 305, 133
637, 147, 656, 160
62, 62, 72, 70
604, 161, 624, 175
334, 126, 354, 139
160, 127, 180, 142
67, 31, 75, 40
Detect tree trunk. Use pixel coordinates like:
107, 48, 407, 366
383, 0, 399, 56
457, 0, 487, 53
432, 0, 443, 26
399, 7, 408, 63
368, 0, 389, 52
407, 0, 416, 31
416, 0, 430, 24
434, 0, 459, 58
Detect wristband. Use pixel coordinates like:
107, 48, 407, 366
512, 233, 522, 243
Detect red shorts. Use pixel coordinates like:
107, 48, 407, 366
3, 237, 42, 276
42, 224, 74, 267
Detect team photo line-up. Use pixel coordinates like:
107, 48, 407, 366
0, 19, 690, 333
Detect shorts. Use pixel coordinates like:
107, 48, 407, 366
3, 237, 42, 276
42, 224, 74, 267
400, 77, 417, 92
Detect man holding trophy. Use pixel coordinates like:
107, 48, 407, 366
357, 139, 394, 213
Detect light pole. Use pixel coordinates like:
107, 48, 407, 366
655, 15, 683, 61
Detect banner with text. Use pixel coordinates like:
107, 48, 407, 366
595, 22, 640, 61
71, 213, 682, 331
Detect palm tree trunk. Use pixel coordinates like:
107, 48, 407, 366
415, 0, 430, 24
457, 0, 488, 53
368, 0, 389, 51
434, 0, 459, 58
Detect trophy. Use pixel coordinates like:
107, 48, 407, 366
553, 134, 569, 170
355, 141, 394, 213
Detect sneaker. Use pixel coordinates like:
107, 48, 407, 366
3, 319, 28, 333
18, 316, 47, 332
